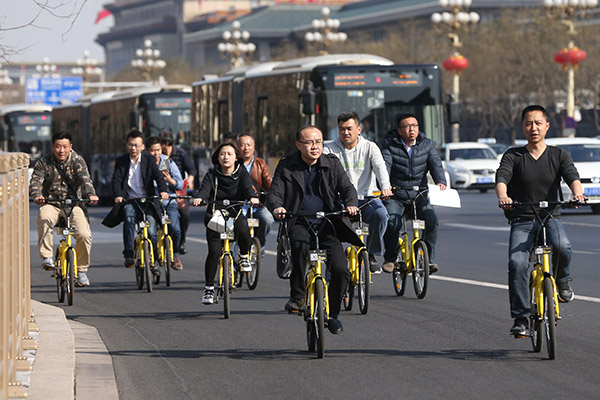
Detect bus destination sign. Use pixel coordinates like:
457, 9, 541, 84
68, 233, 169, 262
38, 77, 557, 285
333, 71, 422, 88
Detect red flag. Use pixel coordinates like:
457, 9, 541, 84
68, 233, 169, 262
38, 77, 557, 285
94, 9, 112, 24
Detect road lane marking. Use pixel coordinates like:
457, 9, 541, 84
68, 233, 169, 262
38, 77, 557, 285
446, 223, 509, 232
429, 275, 600, 303
187, 237, 277, 256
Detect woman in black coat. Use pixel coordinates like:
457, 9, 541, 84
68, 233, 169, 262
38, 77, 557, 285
193, 142, 258, 304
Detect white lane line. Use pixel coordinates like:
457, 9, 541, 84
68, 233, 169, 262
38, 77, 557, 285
187, 236, 277, 256
431, 275, 600, 303
446, 223, 509, 232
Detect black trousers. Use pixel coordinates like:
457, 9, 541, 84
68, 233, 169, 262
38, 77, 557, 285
178, 206, 190, 244
204, 216, 251, 286
289, 221, 350, 318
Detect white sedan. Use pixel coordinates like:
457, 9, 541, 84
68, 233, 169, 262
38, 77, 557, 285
441, 142, 500, 193
545, 137, 600, 214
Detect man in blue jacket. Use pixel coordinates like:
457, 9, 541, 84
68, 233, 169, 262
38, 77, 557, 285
381, 114, 447, 274
111, 129, 168, 268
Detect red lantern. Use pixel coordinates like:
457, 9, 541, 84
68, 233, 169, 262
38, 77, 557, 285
554, 48, 569, 66
568, 47, 586, 66
443, 55, 469, 73
554, 47, 586, 70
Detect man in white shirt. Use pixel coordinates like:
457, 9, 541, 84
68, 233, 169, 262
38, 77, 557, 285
324, 111, 392, 273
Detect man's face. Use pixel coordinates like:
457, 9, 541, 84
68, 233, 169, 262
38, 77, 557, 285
521, 110, 549, 145
397, 117, 420, 144
147, 143, 162, 163
127, 137, 144, 159
238, 135, 255, 162
296, 127, 323, 164
338, 118, 361, 149
161, 141, 173, 156
52, 138, 72, 163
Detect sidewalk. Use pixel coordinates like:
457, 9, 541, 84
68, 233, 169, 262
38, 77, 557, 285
15, 301, 119, 400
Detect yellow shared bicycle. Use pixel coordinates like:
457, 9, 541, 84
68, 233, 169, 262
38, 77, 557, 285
126, 197, 158, 293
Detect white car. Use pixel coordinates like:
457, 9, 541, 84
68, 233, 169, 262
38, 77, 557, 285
441, 142, 500, 193
545, 137, 600, 214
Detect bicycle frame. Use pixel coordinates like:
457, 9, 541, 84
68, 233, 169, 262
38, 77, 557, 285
305, 245, 330, 321
53, 200, 79, 281
397, 187, 427, 272
347, 210, 369, 284
218, 228, 235, 289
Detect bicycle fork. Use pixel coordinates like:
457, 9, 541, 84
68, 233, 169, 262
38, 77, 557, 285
218, 238, 235, 290
532, 246, 560, 320
306, 258, 330, 320
56, 227, 78, 278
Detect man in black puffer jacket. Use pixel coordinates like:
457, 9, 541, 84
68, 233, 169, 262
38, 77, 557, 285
381, 113, 447, 274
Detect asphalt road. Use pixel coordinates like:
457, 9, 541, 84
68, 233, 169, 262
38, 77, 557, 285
29, 192, 600, 399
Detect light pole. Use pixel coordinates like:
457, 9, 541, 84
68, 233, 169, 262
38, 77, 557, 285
217, 21, 256, 68
544, 0, 597, 137
431, 0, 479, 143
304, 7, 347, 55
35, 57, 60, 78
0, 64, 12, 85
71, 50, 103, 84
131, 39, 167, 82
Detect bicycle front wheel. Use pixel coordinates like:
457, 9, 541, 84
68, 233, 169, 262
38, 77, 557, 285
246, 237, 261, 290
343, 282, 354, 311
223, 255, 231, 319
164, 235, 173, 287
315, 278, 326, 359
66, 248, 75, 306
530, 280, 543, 352
543, 277, 557, 360
134, 243, 144, 290
143, 241, 153, 293
55, 249, 65, 303
357, 250, 370, 315
412, 240, 429, 299
392, 263, 407, 297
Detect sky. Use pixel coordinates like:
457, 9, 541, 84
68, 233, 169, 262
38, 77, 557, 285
1, 0, 113, 64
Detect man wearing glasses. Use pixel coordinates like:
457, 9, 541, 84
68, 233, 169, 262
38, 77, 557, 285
381, 114, 447, 274
267, 125, 362, 334
110, 129, 168, 268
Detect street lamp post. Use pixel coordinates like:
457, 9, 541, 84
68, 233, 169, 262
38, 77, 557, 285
431, 0, 479, 143
131, 40, 167, 82
217, 21, 256, 68
544, 0, 598, 137
35, 57, 59, 78
71, 50, 103, 84
304, 7, 347, 55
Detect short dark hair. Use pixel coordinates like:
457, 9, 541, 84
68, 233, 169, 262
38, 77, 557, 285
295, 125, 322, 141
521, 105, 548, 122
127, 129, 143, 141
237, 132, 255, 142
51, 131, 72, 143
158, 130, 174, 145
145, 136, 161, 147
337, 111, 360, 126
211, 142, 241, 165
396, 113, 418, 128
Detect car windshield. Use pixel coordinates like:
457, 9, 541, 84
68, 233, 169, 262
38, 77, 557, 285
557, 143, 600, 162
449, 147, 497, 161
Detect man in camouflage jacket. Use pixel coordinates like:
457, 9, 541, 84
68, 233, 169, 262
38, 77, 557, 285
30, 131, 98, 286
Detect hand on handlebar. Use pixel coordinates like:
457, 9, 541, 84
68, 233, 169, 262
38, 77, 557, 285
498, 196, 513, 209
192, 198, 203, 207
274, 207, 287, 220
346, 205, 358, 216
34, 195, 46, 205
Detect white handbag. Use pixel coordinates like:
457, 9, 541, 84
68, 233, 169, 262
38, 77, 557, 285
207, 209, 226, 232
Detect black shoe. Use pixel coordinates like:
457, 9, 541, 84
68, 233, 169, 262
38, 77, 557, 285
510, 317, 529, 338
179, 243, 187, 255
327, 317, 343, 334
368, 254, 382, 274
284, 298, 302, 313
429, 263, 439, 275
557, 279, 574, 303
124, 257, 134, 268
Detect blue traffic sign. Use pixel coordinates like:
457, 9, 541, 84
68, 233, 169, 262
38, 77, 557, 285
25, 76, 83, 105
563, 116, 576, 129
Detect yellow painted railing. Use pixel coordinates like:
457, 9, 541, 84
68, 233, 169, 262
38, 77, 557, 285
0, 153, 35, 399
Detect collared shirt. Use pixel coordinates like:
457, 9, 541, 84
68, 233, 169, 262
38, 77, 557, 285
127, 156, 145, 198
403, 139, 415, 178
244, 156, 254, 175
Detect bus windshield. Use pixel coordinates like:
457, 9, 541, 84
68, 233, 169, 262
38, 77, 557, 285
7, 112, 52, 166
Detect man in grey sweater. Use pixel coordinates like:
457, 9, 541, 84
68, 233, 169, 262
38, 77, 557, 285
324, 111, 392, 273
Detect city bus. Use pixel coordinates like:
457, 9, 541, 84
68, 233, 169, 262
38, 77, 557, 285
191, 54, 447, 174
0, 103, 52, 168
52, 85, 191, 200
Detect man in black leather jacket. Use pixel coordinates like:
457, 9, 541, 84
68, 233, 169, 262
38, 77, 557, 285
267, 125, 361, 334
381, 114, 446, 274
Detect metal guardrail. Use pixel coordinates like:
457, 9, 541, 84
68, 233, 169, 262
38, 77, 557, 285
1, 153, 36, 399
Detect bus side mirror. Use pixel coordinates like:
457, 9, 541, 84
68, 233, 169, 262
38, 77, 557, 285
300, 91, 316, 115
447, 100, 460, 124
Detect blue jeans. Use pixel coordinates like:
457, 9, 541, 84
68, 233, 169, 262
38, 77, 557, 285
508, 218, 572, 319
383, 197, 438, 263
254, 206, 274, 247
123, 202, 159, 259
164, 201, 181, 257
358, 198, 389, 257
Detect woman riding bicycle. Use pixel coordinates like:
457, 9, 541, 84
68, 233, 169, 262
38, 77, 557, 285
193, 142, 258, 305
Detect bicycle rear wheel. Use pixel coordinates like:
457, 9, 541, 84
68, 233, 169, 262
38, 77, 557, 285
246, 237, 261, 290
530, 280, 543, 352
143, 241, 153, 293
412, 240, 429, 299
392, 263, 407, 296
223, 256, 231, 319
357, 250, 370, 315
66, 248, 75, 306
543, 277, 557, 360
315, 278, 326, 359
134, 243, 144, 290
164, 235, 173, 287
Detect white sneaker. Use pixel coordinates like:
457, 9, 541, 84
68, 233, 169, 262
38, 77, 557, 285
75, 272, 90, 287
202, 286, 215, 304
239, 255, 252, 272
41, 257, 54, 270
